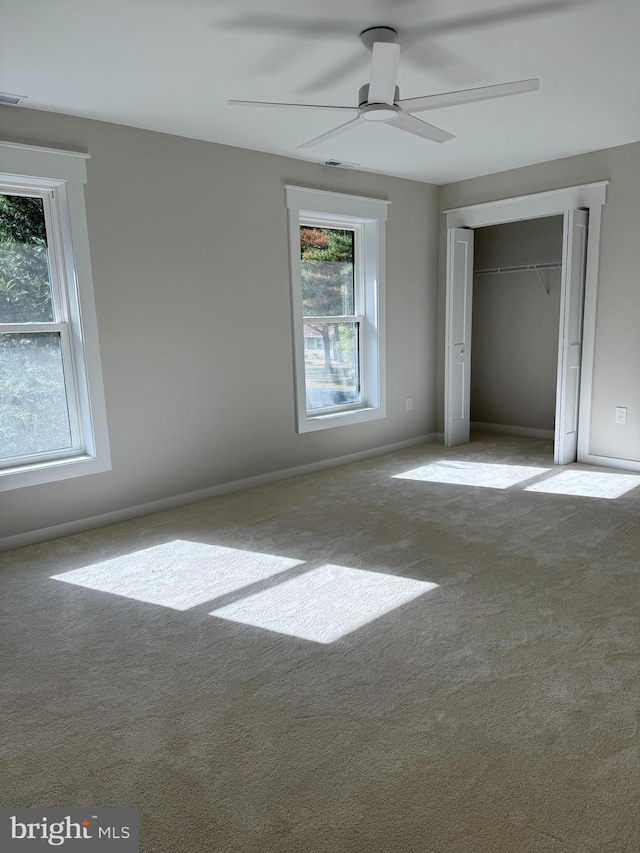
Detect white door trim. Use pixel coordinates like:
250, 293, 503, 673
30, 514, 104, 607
444, 228, 474, 446
444, 181, 608, 465
554, 209, 588, 465
444, 182, 608, 226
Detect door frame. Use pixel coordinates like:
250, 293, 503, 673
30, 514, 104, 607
444, 181, 608, 464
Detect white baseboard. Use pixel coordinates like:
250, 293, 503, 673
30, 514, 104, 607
471, 422, 554, 440
1, 433, 437, 553
577, 450, 640, 473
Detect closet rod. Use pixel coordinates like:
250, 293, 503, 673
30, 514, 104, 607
474, 261, 561, 276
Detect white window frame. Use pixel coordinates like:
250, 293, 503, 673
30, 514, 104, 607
0, 141, 110, 490
285, 186, 388, 433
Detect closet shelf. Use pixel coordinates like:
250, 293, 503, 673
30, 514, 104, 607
474, 261, 562, 296
473, 261, 562, 276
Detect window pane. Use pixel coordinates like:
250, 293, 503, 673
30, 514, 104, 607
301, 226, 354, 317
0, 194, 54, 323
304, 322, 360, 411
0, 332, 72, 460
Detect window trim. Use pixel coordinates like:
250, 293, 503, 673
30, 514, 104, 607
285, 185, 388, 433
0, 141, 110, 491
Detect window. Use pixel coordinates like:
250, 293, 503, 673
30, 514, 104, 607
0, 142, 110, 490
285, 186, 388, 433
301, 224, 360, 411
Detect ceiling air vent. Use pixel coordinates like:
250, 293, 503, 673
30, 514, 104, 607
0, 92, 27, 106
323, 159, 359, 169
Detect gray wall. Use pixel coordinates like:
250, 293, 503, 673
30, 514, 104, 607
473, 216, 564, 269
439, 141, 640, 463
0, 106, 440, 542
471, 218, 563, 431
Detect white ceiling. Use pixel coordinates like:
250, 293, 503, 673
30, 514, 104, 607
1, 0, 639, 184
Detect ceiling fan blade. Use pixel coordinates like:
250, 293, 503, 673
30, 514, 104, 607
297, 118, 362, 149
301, 54, 367, 95
411, 0, 577, 37
388, 113, 455, 143
398, 78, 539, 113
368, 42, 401, 105
219, 14, 361, 39
228, 100, 358, 113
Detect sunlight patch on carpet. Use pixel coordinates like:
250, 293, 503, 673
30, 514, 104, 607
393, 460, 549, 490
524, 470, 640, 499
210, 564, 438, 644
51, 540, 304, 610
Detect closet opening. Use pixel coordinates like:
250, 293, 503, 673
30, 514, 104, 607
470, 215, 564, 460
445, 206, 591, 465
444, 182, 607, 467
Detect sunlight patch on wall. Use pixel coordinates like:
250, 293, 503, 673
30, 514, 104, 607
51, 540, 303, 610
210, 564, 438, 644
393, 460, 549, 490
525, 470, 640, 499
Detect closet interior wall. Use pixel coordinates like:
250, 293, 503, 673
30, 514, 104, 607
471, 216, 564, 433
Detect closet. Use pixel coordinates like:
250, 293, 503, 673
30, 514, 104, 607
470, 215, 564, 438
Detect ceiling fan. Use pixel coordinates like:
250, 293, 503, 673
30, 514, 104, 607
229, 27, 539, 149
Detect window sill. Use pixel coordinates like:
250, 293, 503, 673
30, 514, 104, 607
0, 452, 112, 491
297, 405, 386, 434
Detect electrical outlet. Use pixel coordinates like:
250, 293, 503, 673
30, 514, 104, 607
406, 397, 413, 411
615, 406, 627, 425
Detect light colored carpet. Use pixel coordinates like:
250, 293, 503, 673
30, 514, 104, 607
2, 433, 640, 852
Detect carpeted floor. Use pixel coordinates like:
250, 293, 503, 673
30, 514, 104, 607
2, 434, 640, 852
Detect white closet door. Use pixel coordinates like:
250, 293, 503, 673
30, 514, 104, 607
554, 209, 588, 465
445, 227, 474, 447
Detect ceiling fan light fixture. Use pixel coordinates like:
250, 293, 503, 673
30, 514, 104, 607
359, 103, 399, 122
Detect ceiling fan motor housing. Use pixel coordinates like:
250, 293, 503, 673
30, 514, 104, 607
358, 84, 400, 107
